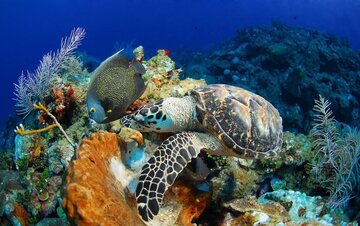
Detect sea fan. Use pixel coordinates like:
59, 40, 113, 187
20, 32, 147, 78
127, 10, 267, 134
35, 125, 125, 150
13, 27, 85, 117
327, 128, 360, 208
311, 95, 339, 177
13, 72, 34, 116
311, 95, 360, 208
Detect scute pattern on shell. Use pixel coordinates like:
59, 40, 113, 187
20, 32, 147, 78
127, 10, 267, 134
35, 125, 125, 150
189, 84, 283, 159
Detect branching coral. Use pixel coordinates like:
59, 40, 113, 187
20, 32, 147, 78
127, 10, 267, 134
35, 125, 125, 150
14, 103, 76, 149
13, 27, 85, 117
311, 95, 360, 208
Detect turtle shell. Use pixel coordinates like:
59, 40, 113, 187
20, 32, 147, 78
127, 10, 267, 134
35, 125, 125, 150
188, 84, 283, 159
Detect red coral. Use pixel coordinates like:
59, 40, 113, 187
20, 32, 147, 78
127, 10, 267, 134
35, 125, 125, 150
68, 88, 74, 96
12, 204, 30, 226
49, 84, 76, 122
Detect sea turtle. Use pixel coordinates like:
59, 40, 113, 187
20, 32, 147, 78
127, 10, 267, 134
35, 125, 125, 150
122, 84, 283, 222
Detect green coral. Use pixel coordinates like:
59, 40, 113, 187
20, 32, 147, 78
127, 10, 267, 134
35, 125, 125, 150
211, 158, 259, 201
0, 151, 13, 170
31, 152, 48, 171
56, 205, 67, 220
142, 49, 177, 82
35, 168, 50, 191
259, 132, 314, 169
233, 168, 258, 197
282, 132, 314, 163
253, 131, 319, 193
28, 216, 37, 225
15, 190, 31, 209
206, 153, 227, 167
17, 154, 30, 172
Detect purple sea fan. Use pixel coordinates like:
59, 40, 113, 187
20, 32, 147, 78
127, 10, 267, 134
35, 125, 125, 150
13, 27, 86, 117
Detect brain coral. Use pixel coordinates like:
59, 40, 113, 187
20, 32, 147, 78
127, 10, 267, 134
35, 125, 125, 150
61, 131, 144, 226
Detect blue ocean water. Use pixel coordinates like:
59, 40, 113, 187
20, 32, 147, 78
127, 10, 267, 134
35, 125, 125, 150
0, 0, 360, 130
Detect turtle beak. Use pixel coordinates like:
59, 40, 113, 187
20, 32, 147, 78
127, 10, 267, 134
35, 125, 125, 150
135, 118, 146, 126
133, 115, 147, 126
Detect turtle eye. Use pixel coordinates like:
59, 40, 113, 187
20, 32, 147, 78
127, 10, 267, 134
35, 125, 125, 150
90, 107, 96, 113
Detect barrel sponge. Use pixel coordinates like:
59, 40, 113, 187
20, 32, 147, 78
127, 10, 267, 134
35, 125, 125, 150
61, 131, 144, 226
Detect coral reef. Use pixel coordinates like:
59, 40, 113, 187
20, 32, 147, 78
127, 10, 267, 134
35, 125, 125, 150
142, 49, 178, 82
13, 28, 85, 117
62, 131, 212, 226
258, 190, 333, 225
1, 24, 359, 224
0, 42, 213, 224
212, 157, 259, 202
0, 30, 93, 224
178, 21, 360, 133
0, 171, 28, 225
140, 49, 206, 103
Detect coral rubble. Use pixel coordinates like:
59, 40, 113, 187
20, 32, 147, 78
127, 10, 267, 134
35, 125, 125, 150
222, 196, 290, 225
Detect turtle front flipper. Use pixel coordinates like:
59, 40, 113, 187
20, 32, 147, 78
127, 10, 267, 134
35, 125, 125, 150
135, 131, 223, 222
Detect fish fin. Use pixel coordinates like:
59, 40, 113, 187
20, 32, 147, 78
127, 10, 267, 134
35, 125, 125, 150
114, 49, 124, 55
117, 55, 131, 68
101, 98, 114, 113
131, 60, 146, 75
102, 49, 130, 69
106, 49, 125, 62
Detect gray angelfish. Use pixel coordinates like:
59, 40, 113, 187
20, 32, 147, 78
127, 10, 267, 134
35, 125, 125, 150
86, 50, 146, 123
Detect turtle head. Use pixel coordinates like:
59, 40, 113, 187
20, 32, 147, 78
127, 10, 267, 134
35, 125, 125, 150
126, 98, 174, 132
123, 96, 197, 133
